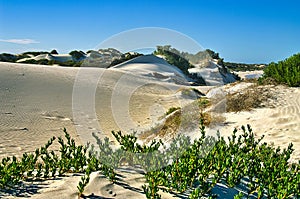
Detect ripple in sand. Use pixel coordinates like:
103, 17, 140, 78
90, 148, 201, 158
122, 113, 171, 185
276, 117, 290, 124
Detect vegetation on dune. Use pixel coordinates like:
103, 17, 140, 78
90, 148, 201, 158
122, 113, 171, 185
18, 58, 83, 67
0, 53, 18, 62
19, 58, 49, 65
0, 53, 31, 62
0, 49, 140, 68
50, 49, 58, 55
154, 45, 194, 75
141, 96, 213, 141
226, 84, 276, 112
260, 53, 300, 87
159, 47, 223, 67
153, 46, 246, 84
0, 47, 270, 76
224, 62, 266, 72
153, 45, 206, 85
22, 51, 49, 56
165, 107, 180, 116
69, 50, 86, 60
109, 52, 143, 67
0, 122, 299, 198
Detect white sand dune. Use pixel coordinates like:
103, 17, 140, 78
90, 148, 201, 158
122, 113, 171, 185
17, 54, 74, 63
236, 70, 264, 80
0, 62, 80, 158
0, 60, 299, 198
0, 60, 198, 199
0, 60, 193, 158
111, 55, 188, 85
189, 60, 237, 86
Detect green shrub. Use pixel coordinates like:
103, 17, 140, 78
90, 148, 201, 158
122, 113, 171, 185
262, 53, 300, 87
109, 52, 143, 67
0, 124, 299, 198
19, 59, 38, 64
142, 124, 300, 198
50, 49, 58, 54
224, 62, 266, 72
69, 50, 85, 60
37, 59, 49, 65
0, 53, 17, 62
22, 51, 49, 56
154, 45, 193, 75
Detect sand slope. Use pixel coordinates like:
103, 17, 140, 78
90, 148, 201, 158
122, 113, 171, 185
217, 85, 300, 162
0, 62, 80, 158
0, 60, 193, 158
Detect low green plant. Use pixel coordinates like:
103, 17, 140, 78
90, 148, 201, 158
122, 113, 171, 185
77, 166, 91, 198
0, 123, 299, 198
0, 129, 90, 193
197, 97, 210, 109
165, 107, 180, 116
224, 62, 265, 72
138, 122, 300, 198
57, 128, 88, 174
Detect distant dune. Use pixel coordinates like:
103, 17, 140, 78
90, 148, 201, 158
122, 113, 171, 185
17, 53, 74, 63
111, 54, 188, 84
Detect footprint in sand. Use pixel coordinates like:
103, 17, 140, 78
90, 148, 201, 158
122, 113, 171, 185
100, 184, 117, 197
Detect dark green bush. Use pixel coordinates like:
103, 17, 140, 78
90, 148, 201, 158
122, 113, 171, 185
19, 59, 39, 64
0, 53, 17, 62
69, 50, 86, 60
154, 45, 193, 75
153, 45, 206, 85
262, 53, 300, 87
109, 52, 143, 67
224, 62, 266, 72
50, 49, 58, 54
22, 51, 49, 56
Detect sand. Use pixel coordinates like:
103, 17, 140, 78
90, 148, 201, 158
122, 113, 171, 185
0, 59, 299, 198
220, 85, 300, 162
236, 70, 264, 80
0, 62, 80, 158
0, 58, 192, 158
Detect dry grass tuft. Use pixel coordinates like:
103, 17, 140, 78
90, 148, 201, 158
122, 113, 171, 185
226, 84, 276, 112
140, 110, 182, 140
140, 96, 223, 141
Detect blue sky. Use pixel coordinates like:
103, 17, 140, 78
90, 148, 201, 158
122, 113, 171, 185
0, 0, 299, 63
